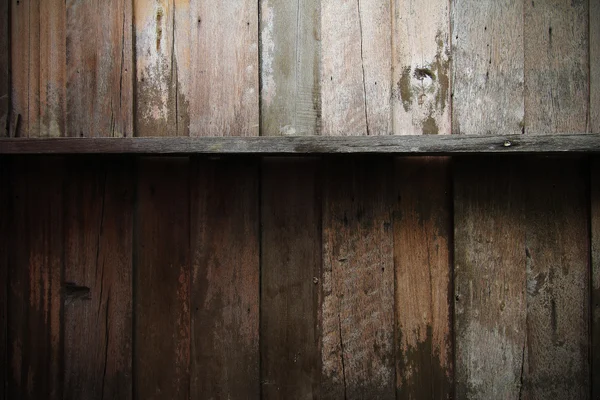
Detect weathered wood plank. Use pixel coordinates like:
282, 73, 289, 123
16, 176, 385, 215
8, 158, 64, 399
592, 0, 600, 133
261, 158, 321, 398
392, 0, 450, 135
134, 157, 190, 399
454, 158, 527, 398
66, 0, 133, 137
63, 158, 133, 400
592, 158, 600, 399
524, 0, 588, 133
322, 0, 392, 136
452, 0, 524, 135
260, 0, 320, 136
0, 158, 9, 400
322, 158, 395, 398
394, 157, 452, 399
190, 159, 259, 397
0, 0, 8, 137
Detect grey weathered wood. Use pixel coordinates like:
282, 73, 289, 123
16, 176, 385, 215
0, 0, 8, 137
592, 0, 600, 133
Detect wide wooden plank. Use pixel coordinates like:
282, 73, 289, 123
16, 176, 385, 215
322, 0, 392, 136
394, 157, 452, 399
8, 158, 64, 399
592, 158, 600, 398
392, 0, 450, 135
0, 0, 8, 137
452, 0, 524, 135
261, 158, 321, 398
134, 157, 190, 399
260, 0, 320, 136
190, 159, 259, 397
321, 158, 395, 398
63, 158, 133, 400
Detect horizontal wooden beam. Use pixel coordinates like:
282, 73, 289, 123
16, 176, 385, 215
0, 134, 598, 155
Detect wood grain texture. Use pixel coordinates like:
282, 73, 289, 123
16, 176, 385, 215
63, 158, 133, 400
454, 158, 527, 398
66, 0, 133, 137
322, 0, 392, 136
134, 157, 190, 399
261, 158, 321, 398
524, 0, 588, 133
452, 0, 524, 135
394, 157, 452, 399
0, 158, 9, 400
591, 0, 600, 133
322, 158, 395, 398
8, 158, 64, 399
260, 0, 320, 136
392, 0, 450, 135
592, 158, 600, 399
190, 159, 259, 398
0, 0, 8, 137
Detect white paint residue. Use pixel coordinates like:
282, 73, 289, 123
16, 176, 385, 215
261, 2, 276, 107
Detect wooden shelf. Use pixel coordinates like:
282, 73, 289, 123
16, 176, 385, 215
0, 134, 598, 155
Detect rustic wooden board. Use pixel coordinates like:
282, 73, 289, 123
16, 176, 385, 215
394, 157, 452, 399
592, 0, 600, 133
8, 158, 64, 399
524, 0, 588, 133
63, 158, 133, 400
260, 0, 320, 136
190, 159, 259, 397
0, 158, 9, 400
592, 158, 600, 399
452, 0, 524, 135
134, 157, 190, 399
454, 158, 527, 398
261, 158, 321, 398
392, 0, 450, 135
321, 158, 395, 398
322, 0, 392, 136
66, 0, 133, 137
0, 0, 8, 137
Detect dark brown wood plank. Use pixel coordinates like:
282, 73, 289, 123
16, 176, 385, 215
8, 157, 64, 399
321, 157, 395, 398
261, 158, 321, 398
394, 157, 452, 399
592, 158, 600, 399
0, 0, 8, 137
0, 157, 9, 400
63, 158, 133, 399
134, 157, 190, 399
189, 158, 260, 398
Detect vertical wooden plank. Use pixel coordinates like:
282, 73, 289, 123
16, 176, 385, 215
591, 0, 600, 133
592, 159, 600, 399
322, 158, 395, 398
0, 0, 8, 137
261, 158, 321, 398
66, 0, 133, 137
321, 0, 392, 136
392, 0, 450, 135
0, 158, 9, 400
63, 158, 133, 399
134, 158, 190, 399
260, 0, 320, 136
454, 158, 527, 398
452, 0, 524, 135
189, 159, 260, 397
523, 0, 588, 133
394, 157, 452, 399
8, 158, 64, 399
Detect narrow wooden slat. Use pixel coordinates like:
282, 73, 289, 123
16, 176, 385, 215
452, 0, 524, 135
260, 0, 320, 136
63, 158, 133, 400
261, 158, 321, 398
134, 158, 190, 399
8, 158, 64, 399
322, 0, 392, 136
592, 158, 600, 398
190, 159, 259, 397
11, 0, 35, 137
321, 158, 395, 398
592, 0, 600, 133
394, 157, 452, 399
0, 158, 9, 400
0, 0, 8, 137
392, 0, 450, 135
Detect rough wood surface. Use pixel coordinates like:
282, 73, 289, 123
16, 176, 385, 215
66, 0, 133, 137
134, 157, 190, 399
261, 158, 321, 398
63, 158, 133, 400
592, 158, 600, 399
524, 0, 588, 133
190, 159, 259, 397
0, 0, 8, 137
322, 0, 392, 136
8, 158, 64, 399
260, 0, 320, 136
592, 0, 600, 133
392, 0, 450, 135
452, 0, 524, 135
321, 158, 395, 398
394, 157, 452, 399
0, 158, 8, 400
